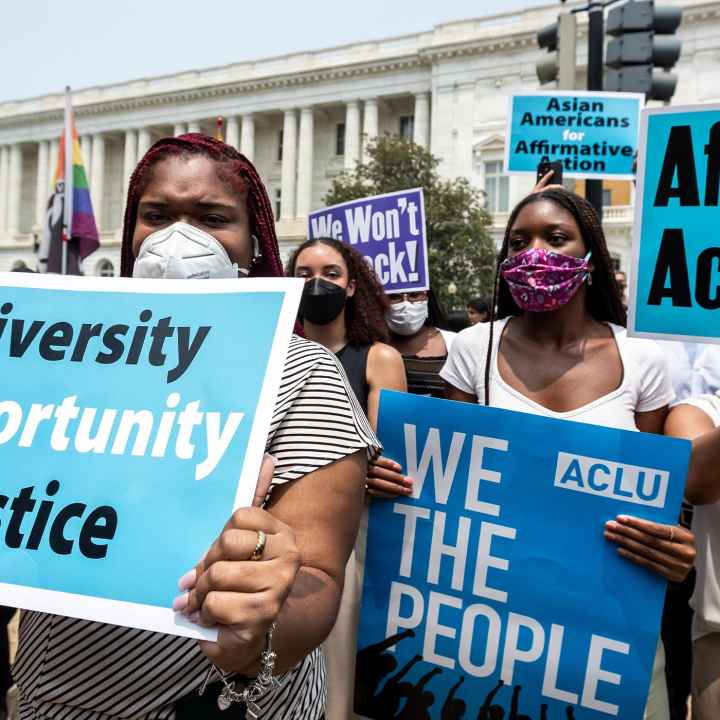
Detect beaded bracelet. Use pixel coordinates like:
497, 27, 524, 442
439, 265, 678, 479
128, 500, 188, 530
199, 623, 283, 718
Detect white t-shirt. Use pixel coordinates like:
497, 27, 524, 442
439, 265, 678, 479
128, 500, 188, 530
675, 393, 720, 641
440, 317, 674, 430
656, 340, 716, 401
439, 328, 456, 353
440, 317, 675, 716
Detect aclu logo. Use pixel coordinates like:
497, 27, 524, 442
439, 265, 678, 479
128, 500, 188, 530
554, 452, 669, 508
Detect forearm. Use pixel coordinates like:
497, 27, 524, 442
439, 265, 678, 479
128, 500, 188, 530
240, 565, 342, 675
686, 429, 720, 504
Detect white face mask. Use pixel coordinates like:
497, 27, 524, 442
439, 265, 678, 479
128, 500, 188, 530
132, 221, 245, 279
385, 300, 429, 336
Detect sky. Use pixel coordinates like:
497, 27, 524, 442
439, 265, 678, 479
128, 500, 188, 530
0, 0, 553, 102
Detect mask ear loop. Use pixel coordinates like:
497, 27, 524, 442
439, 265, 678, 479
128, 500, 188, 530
250, 234, 263, 268
238, 235, 263, 277
584, 250, 593, 286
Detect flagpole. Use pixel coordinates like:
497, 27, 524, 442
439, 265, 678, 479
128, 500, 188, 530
62, 86, 73, 276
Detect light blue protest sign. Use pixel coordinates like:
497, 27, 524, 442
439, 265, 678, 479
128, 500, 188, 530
505, 91, 643, 179
308, 188, 429, 294
629, 103, 720, 344
0, 273, 301, 639
355, 390, 688, 720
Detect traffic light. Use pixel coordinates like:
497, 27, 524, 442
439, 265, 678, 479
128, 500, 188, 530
605, 0, 682, 101
536, 13, 577, 89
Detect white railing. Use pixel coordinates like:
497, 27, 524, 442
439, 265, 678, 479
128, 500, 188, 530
491, 205, 634, 229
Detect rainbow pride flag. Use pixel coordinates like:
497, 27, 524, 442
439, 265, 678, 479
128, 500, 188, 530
38, 87, 99, 274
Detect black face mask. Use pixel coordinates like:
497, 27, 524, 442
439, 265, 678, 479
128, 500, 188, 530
299, 278, 347, 325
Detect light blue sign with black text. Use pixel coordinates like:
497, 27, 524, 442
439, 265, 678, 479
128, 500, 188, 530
355, 391, 689, 720
505, 91, 643, 179
629, 103, 720, 344
0, 273, 301, 639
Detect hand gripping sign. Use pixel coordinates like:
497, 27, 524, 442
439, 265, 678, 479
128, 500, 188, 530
308, 188, 429, 294
0, 272, 301, 640
505, 91, 643, 180
355, 391, 689, 720
629, 103, 720, 343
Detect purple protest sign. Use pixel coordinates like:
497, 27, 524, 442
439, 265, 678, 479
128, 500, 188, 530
308, 188, 429, 294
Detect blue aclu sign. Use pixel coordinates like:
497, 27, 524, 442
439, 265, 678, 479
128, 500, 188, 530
308, 188, 429, 294
629, 103, 720, 344
505, 91, 643, 179
355, 391, 689, 720
0, 273, 300, 639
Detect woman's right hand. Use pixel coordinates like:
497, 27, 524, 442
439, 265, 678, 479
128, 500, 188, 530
366, 456, 413, 497
178, 507, 302, 674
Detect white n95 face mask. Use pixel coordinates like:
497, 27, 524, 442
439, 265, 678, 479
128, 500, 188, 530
385, 300, 429, 336
132, 221, 243, 279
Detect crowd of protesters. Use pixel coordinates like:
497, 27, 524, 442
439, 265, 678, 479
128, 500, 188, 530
1, 135, 717, 720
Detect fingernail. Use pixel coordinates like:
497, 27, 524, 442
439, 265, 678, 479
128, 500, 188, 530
178, 569, 197, 591
189, 611, 200, 624
403, 487, 413, 495
605, 520, 617, 530
402, 477, 414, 487
172, 593, 188, 612
617, 515, 630, 523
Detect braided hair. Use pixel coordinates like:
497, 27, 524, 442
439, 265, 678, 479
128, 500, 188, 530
482, 188, 626, 405
287, 237, 391, 346
120, 133, 283, 279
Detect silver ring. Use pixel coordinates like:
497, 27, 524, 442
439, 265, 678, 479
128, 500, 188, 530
251, 530, 266, 561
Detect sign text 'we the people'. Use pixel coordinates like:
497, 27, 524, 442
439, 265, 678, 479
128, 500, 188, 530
386, 422, 670, 717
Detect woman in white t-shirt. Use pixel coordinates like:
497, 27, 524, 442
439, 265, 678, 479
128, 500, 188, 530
440, 187, 696, 720
665, 392, 720, 720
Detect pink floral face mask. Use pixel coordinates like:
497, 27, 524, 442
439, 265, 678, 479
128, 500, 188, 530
500, 248, 592, 312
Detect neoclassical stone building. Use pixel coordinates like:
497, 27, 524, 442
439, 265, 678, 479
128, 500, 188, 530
0, 0, 717, 278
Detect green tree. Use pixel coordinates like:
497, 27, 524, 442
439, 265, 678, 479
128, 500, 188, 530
323, 135, 497, 309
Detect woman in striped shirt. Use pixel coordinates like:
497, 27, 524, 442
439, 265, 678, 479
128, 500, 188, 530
14, 134, 378, 720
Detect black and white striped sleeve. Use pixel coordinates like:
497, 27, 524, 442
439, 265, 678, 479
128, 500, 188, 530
266, 335, 380, 486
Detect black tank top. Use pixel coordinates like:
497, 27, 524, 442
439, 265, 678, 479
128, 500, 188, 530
336, 343, 371, 413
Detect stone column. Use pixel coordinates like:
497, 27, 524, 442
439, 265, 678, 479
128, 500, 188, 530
173, 123, 188, 137
123, 129, 138, 203
187, 121, 201, 134
413, 92, 430, 147
90, 133, 105, 230
7, 144, 23, 238
344, 101, 361, 170
35, 140, 49, 228
225, 117, 240, 150
296, 108, 314, 218
280, 110, 298, 220
0, 147, 9, 236
48, 139, 59, 191
362, 98, 378, 162
80, 135, 92, 180
137, 128, 152, 160
240, 114, 255, 162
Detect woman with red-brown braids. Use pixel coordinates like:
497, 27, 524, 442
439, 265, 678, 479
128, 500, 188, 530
13, 134, 379, 720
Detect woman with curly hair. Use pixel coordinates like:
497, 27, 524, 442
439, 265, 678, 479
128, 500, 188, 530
287, 237, 406, 429
287, 237, 408, 720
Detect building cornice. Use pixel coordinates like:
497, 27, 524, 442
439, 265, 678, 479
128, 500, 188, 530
0, 54, 432, 128
0, 0, 718, 130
